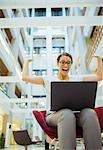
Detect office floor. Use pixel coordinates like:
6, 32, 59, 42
0, 144, 85, 150
0, 145, 44, 150
1, 143, 103, 150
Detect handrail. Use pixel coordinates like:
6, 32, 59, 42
0, 85, 10, 98
85, 26, 103, 68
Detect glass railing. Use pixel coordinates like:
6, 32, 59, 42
0, 85, 10, 98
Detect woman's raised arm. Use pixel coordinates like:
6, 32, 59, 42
83, 56, 103, 81
22, 59, 44, 85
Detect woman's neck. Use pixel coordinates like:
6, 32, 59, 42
58, 74, 69, 80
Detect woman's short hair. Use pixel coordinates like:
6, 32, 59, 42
57, 52, 73, 64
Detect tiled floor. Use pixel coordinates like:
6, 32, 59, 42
0, 145, 45, 150
0, 144, 81, 150
1, 144, 103, 150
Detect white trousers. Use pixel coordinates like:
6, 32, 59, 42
46, 108, 102, 150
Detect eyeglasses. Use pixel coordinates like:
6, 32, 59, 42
59, 61, 72, 65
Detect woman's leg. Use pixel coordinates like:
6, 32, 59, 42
46, 109, 76, 150
79, 108, 102, 150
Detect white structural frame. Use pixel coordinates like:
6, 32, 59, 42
0, 16, 103, 28
0, 0, 103, 9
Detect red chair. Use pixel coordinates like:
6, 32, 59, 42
94, 107, 103, 131
33, 110, 57, 140
33, 107, 103, 149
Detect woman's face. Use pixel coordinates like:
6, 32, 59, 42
57, 55, 72, 77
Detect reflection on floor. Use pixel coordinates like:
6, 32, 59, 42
1, 144, 103, 150
1, 145, 45, 150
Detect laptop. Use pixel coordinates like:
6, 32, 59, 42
51, 81, 97, 111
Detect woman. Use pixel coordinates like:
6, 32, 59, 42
22, 52, 102, 150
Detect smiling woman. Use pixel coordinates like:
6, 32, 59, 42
57, 53, 73, 80
22, 52, 102, 150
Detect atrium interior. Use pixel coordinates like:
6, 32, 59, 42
0, 1, 103, 149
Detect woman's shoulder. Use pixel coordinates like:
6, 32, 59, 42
42, 76, 59, 86
43, 76, 58, 81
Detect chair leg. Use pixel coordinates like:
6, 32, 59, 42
45, 140, 49, 150
25, 145, 28, 150
55, 141, 59, 150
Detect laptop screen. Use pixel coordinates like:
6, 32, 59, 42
51, 81, 97, 111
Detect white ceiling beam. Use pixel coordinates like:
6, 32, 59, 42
0, 0, 103, 9
0, 76, 22, 83
0, 16, 102, 28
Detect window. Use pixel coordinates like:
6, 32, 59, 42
65, 8, 70, 16
28, 8, 32, 17
51, 8, 62, 16
16, 102, 28, 109
33, 47, 46, 54
35, 8, 46, 16
52, 37, 65, 53
33, 38, 46, 54
27, 28, 31, 35
12, 9, 18, 16
53, 69, 58, 76
33, 38, 46, 46
98, 7, 103, 16
32, 69, 47, 76
52, 47, 64, 53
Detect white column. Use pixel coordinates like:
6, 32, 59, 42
46, 8, 52, 76
5, 111, 12, 147
76, 27, 87, 74
26, 35, 33, 98
21, 113, 26, 129
63, 7, 69, 53
70, 8, 74, 16
28, 9, 35, 98
7, 83, 15, 98
46, 7, 51, 17
12, 34, 19, 60
33, 8, 35, 17
62, 7, 65, 16
46, 27, 52, 76
64, 27, 69, 53
64, 7, 76, 74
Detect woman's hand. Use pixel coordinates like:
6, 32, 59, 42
22, 58, 32, 81
25, 58, 32, 64
93, 55, 103, 61
92, 55, 103, 66
93, 55, 103, 80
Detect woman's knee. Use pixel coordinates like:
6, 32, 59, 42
80, 108, 97, 123
58, 109, 76, 122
